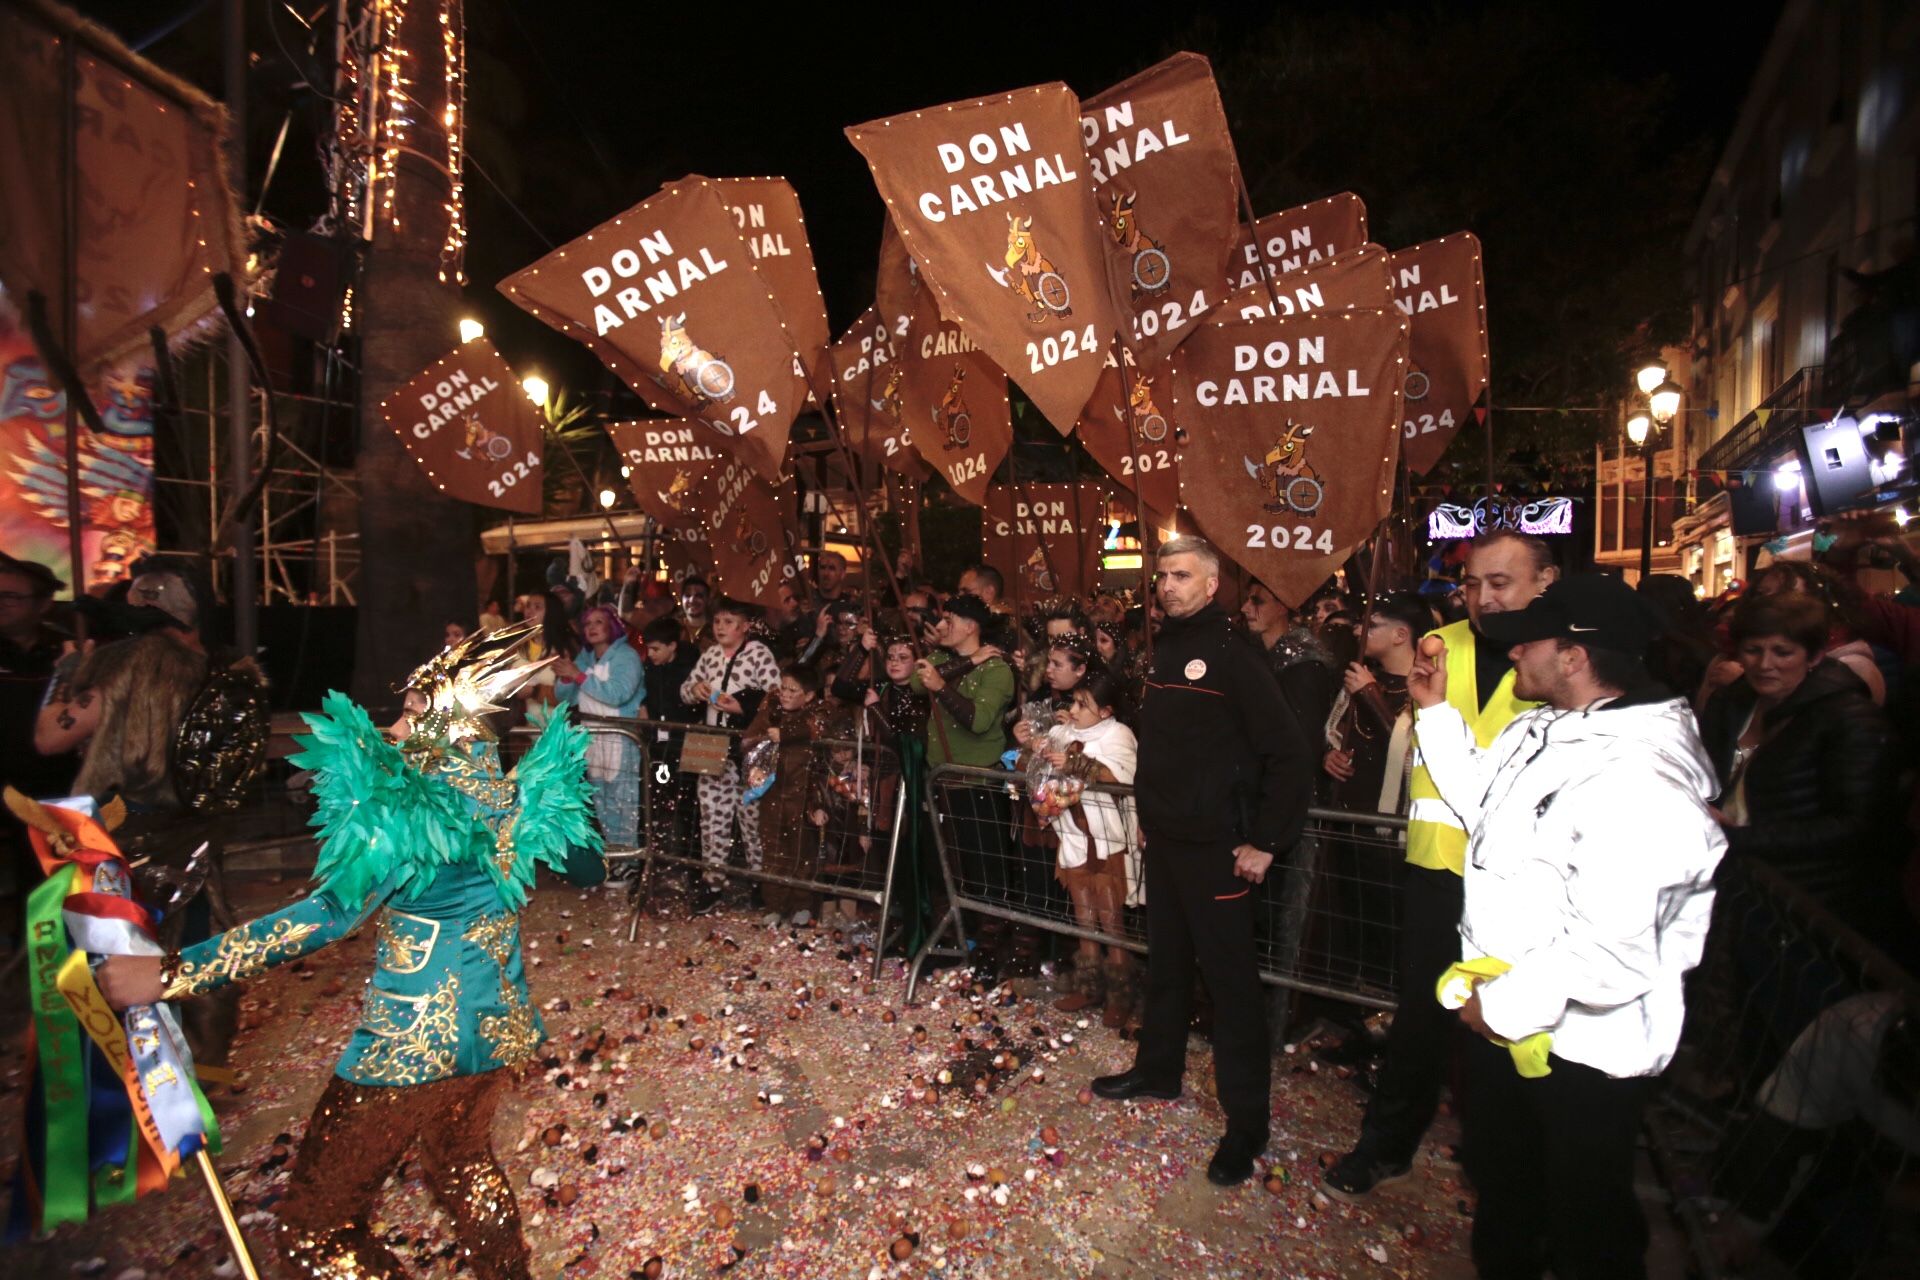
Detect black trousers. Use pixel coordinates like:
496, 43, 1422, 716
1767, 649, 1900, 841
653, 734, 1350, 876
1459, 1034, 1654, 1280
1132, 834, 1270, 1137
1357, 863, 1464, 1161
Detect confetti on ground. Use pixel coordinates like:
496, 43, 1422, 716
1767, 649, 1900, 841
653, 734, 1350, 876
1, 878, 1475, 1278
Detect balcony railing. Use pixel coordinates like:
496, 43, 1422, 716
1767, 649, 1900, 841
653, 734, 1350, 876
1696, 365, 1827, 475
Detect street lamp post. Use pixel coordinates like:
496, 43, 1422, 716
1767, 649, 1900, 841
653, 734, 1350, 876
1624, 368, 1685, 582
1626, 411, 1655, 581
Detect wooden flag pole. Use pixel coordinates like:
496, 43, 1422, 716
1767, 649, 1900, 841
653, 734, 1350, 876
195, 1148, 261, 1280
1003, 423, 1065, 609
1111, 333, 1159, 662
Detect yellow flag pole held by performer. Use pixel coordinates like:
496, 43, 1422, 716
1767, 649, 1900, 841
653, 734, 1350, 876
93, 622, 605, 1280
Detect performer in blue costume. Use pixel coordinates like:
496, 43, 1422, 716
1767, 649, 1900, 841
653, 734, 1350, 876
96, 623, 604, 1279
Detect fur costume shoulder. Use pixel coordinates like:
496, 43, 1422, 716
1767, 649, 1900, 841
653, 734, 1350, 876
291, 692, 600, 912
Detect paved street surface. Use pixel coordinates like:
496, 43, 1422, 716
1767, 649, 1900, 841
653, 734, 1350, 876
3, 878, 1482, 1279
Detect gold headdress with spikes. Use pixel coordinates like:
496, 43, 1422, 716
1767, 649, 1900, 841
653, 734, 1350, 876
398, 620, 554, 745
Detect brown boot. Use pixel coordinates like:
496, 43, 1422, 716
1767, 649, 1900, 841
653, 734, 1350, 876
1054, 959, 1106, 1013
1102, 957, 1137, 1030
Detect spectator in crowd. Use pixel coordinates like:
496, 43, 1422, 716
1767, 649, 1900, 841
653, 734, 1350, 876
835, 623, 935, 950
554, 604, 645, 850
477, 600, 506, 633
1324, 530, 1553, 1203
1025, 669, 1141, 1029
1637, 573, 1717, 701
35, 559, 265, 1072
1697, 592, 1898, 914
836, 624, 931, 742
749, 662, 848, 919
1092, 536, 1311, 1187
520, 589, 577, 715
0, 554, 76, 944
1713, 991, 1920, 1276
1323, 592, 1428, 814
956, 563, 1005, 611
1242, 578, 1338, 759
444, 621, 469, 648
898, 587, 941, 651
798, 599, 862, 671
639, 615, 700, 859
1409, 574, 1723, 1280
681, 597, 781, 913
677, 574, 715, 650
1699, 560, 1889, 706
1090, 614, 1143, 713
809, 549, 853, 613
912, 591, 1017, 939
762, 580, 808, 662
1305, 586, 1349, 633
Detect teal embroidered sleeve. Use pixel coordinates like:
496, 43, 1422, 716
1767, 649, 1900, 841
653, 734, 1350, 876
163, 891, 367, 999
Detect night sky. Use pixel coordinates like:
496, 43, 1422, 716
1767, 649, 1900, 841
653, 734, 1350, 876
81, 0, 1784, 395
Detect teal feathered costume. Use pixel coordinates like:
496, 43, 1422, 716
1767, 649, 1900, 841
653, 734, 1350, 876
142, 625, 604, 1279
165, 692, 604, 1084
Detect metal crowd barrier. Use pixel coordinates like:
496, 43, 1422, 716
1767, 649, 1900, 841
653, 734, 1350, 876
905, 763, 1406, 1011
1649, 859, 1920, 1280
504, 714, 650, 870
532, 718, 910, 980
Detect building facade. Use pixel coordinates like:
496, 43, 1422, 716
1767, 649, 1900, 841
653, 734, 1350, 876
1668, 0, 1919, 597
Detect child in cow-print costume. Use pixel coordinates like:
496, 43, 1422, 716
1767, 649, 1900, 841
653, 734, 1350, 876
679, 597, 781, 900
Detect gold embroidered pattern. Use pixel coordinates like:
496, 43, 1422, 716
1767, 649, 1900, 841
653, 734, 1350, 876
353, 974, 461, 1084
163, 916, 323, 999
377, 910, 440, 974
479, 985, 541, 1066
461, 911, 520, 968
491, 812, 519, 880
429, 747, 518, 811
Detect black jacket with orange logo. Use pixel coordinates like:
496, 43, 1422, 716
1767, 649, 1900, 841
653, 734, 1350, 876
1135, 604, 1313, 852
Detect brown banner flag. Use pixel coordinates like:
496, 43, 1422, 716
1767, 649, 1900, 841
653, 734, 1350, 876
1170, 308, 1408, 606
606, 419, 723, 528
497, 179, 801, 479
709, 177, 833, 401
1227, 192, 1369, 291
900, 292, 1013, 506
984, 481, 1108, 603
1075, 349, 1182, 522
1220, 243, 1395, 321
680, 454, 804, 609
1391, 232, 1491, 477
875, 217, 923, 342
847, 83, 1123, 435
1082, 53, 1241, 368
379, 338, 545, 515
827, 309, 927, 478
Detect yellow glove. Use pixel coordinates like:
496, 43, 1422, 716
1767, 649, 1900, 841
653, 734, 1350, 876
1437, 958, 1554, 1078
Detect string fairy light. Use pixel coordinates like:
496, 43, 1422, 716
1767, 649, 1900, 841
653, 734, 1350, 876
437, 0, 468, 283
374, 0, 412, 229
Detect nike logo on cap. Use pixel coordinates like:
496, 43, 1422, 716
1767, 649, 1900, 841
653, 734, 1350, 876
1568, 623, 1599, 631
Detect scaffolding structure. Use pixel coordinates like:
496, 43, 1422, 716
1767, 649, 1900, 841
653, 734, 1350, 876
150, 338, 362, 608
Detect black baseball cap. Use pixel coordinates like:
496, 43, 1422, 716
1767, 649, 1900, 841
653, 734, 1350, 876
940, 592, 994, 630
1477, 574, 1663, 657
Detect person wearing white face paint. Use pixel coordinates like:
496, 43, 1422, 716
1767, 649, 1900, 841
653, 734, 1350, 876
1406, 573, 1724, 1280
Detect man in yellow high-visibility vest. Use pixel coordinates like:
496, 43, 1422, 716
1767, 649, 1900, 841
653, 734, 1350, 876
1322, 530, 1557, 1203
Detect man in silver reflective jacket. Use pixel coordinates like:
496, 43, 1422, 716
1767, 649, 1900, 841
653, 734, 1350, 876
1410, 574, 1725, 1280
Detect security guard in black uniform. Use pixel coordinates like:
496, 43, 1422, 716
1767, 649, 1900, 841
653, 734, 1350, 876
1092, 536, 1313, 1185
